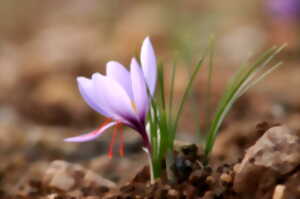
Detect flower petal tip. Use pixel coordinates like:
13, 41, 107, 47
141, 36, 157, 96
144, 36, 151, 42
77, 76, 88, 83
63, 133, 100, 142
64, 121, 117, 143
91, 72, 102, 80
130, 57, 139, 66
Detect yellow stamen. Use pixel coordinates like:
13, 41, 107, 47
131, 101, 137, 112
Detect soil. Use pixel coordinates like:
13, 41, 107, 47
2, 123, 300, 199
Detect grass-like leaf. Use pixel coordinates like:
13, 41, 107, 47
173, 57, 206, 136
204, 36, 215, 133
204, 45, 285, 160
168, 61, 177, 122
158, 63, 166, 109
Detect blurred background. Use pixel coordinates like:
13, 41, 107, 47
1, 0, 300, 194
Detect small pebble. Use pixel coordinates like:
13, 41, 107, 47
272, 185, 285, 199
233, 163, 240, 173
168, 189, 180, 199
188, 170, 203, 183
45, 193, 59, 199
220, 173, 232, 184
183, 184, 196, 198
49, 171, 75, 191
202, 191, 214, 199
84, 196, 100, 199
205, 176, 215, 186
43, 160, 116, 192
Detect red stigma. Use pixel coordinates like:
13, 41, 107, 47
93, 118, 112, 135
119, 125, 124, 157
108, 123, 124, 158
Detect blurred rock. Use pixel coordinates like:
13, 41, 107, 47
20, 25, 104, 78
234, 126, 300, 199
88, 154, 147, 183
43, 160, 116, 191
16, 74, 97, 126
213, 122, 272, 163
0, 45, 20, 101
273, 185, 285, 199
282, 171, 300, 198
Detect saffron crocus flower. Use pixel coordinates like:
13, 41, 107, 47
266, 0, 300, 21
64, 37, 157, 157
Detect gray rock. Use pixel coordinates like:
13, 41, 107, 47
234, 126, 300, 199
43, 160, 116, 191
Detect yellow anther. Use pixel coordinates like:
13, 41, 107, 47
131, 101, 137, 112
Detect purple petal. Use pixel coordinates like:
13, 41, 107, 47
266, 0, 300, 20
130, 58, 149, 121
77, 77, 111, 118
93, 73, 137, 123
106, 61, 133, 99
141, 37, 157, 96
64, 121, 117, 142
90, 73, 123, 120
